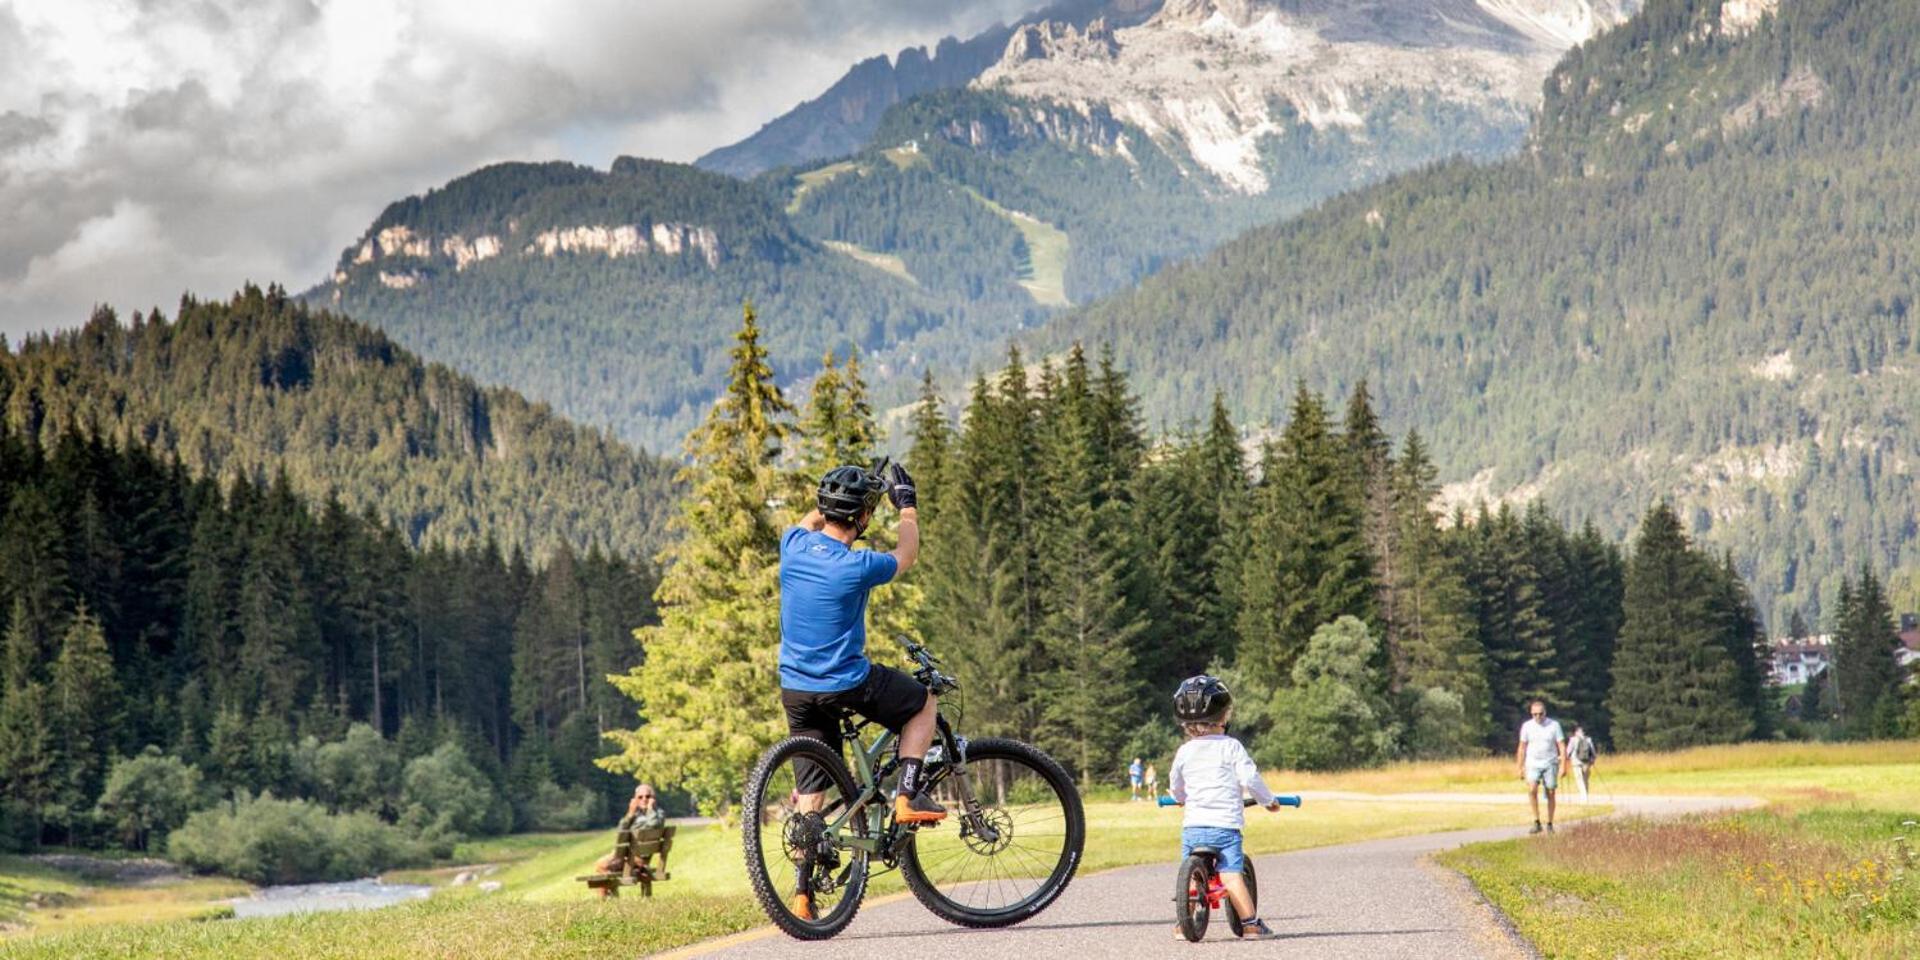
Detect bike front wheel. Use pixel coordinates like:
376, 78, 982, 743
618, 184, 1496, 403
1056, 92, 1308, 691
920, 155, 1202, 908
901, 737, 1084, 928
741, 736, 871, 940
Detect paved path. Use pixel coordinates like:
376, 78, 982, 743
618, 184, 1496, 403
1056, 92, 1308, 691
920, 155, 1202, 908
656, 793, 1759, 960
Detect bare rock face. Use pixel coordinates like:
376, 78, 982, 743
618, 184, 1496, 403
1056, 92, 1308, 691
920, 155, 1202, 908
977, 0, 1643, 194
1003, 17, 1120, 65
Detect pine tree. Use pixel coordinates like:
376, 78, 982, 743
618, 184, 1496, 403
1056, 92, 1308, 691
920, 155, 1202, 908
1565, 522, 1624, 742
1236, 386, 1375, 689
1033, 348, 1146, 785
1714, 553, 1773, 740
1343, 383, 1400, 685
602, 305, 793, 817
906, 370, 953, 525
512, 543, 586, 743
0, 601, 55, 821
1388, 431, 1489, 752
1461, 504, 1566, 743
1608, 503, 1750, 750
0, 486, 70, 667
49, 604, 119, 829
1830, 565, 1903, 738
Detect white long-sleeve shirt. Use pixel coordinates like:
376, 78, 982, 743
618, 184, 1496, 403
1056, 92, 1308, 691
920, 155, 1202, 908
1169, 734, 1275, 830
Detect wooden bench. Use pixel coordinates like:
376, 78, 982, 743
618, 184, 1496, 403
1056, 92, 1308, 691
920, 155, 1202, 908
577, 824, 675, 897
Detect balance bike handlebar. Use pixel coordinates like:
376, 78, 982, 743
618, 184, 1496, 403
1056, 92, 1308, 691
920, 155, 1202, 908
1157, 794, 1301, 808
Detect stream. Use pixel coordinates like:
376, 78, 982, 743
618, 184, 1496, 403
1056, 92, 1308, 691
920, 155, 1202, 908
228, 878, 434, 918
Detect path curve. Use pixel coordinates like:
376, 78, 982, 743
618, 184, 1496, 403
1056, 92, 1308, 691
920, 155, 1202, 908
655, 794, 1760, 960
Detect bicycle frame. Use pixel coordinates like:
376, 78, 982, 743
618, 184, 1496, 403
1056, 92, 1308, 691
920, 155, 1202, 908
816, 714, 982, 856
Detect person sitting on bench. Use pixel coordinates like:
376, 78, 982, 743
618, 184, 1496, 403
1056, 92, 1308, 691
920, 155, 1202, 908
593, 783, 667, 893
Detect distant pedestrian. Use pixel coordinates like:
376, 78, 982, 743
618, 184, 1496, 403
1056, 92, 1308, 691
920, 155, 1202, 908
1516, 700, 1568, 834
1567, 724, 1597, 803
1145, 762, 1159, 800
1129, 757, 1145, 801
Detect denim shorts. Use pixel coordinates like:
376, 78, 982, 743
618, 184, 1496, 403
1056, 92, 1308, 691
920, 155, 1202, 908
1525, 761, 1559, 790
1181, 826, 1246, 874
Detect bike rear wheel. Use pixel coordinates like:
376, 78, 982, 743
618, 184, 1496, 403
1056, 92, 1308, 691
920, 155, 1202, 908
901, 737, 1084, 928
741, 736, 871, 940
1226, 857, 1257, 937
1176, 855, 1211, 942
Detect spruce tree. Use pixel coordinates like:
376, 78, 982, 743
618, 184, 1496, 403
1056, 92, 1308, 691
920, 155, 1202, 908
1389, 431, 1489, 752
0, 602, 55, 823
1195, 394, 1248, 665
1462, 504, 1566, 743
1033, 348, 1146, 785
50, 605, 119, 830
1831, 565, 1903, 738
1236, 387, 1375, 689
921, 376, 1031, 738
1343, 383, 1400, 685
1566, 521, 1625, 742
1714, 553, 1773, 739
1608, 503, 1750, 750
602, 305, 793, 817
906, 370, 952, 525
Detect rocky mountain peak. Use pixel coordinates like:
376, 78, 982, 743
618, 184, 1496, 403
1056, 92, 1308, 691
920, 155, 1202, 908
1001, 17, 1120, 66
976, 0, 1641, 194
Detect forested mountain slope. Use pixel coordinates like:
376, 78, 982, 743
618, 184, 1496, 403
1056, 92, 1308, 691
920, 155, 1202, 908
315, 158, 976, 450
1039, 0, 1919, 627
0, 286, 677, 560
323, 3, 1631, 452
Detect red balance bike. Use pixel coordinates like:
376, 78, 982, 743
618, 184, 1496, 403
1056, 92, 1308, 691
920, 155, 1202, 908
1157, 794, 1301, 942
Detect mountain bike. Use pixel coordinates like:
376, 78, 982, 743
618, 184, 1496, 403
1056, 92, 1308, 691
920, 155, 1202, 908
1159, 794, 1300, 941
742, 641, 1085, 940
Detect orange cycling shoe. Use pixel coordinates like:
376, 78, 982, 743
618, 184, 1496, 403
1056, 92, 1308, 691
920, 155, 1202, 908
894, 792, 948, 824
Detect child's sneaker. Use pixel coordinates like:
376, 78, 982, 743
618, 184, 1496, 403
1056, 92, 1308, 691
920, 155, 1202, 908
1239, 919, 1278, 940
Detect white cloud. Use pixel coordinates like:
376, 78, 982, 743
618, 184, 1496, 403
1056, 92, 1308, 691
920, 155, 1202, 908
0, 0, 1042, 336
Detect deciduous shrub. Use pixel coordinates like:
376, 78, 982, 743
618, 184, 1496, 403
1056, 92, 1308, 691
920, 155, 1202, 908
168, 793, 427, 884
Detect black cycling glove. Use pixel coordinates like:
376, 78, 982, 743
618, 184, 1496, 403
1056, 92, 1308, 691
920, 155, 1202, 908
883, 462, 917, 510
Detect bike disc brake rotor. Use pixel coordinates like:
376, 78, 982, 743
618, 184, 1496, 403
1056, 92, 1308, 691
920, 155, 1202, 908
961, 806, 1014, 856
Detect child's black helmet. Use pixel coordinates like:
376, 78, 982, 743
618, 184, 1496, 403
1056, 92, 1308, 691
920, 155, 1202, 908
1173, 675, 1232, 723
818, 465, 885, 523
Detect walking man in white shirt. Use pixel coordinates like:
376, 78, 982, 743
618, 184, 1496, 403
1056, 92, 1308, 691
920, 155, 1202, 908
1516, 699, 1569, 834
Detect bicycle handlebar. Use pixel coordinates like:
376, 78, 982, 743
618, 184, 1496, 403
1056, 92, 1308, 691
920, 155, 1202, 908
1156, 794, 1301, 808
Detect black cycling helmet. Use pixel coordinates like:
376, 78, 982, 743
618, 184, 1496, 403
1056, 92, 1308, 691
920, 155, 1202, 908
1173, 675, 1232, 724
817, 465, 885, 524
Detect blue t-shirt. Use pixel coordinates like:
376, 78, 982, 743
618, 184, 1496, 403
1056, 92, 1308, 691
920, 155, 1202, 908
778, 527, 898, 692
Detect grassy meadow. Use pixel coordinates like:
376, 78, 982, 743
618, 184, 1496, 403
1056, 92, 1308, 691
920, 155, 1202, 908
0, 792, 1594, 958
6, 740, 1915, 958
1433, 740, 1920, 959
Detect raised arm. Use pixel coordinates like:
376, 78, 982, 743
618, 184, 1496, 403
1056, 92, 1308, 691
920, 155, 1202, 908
882, 463, 920, 574
891, 507, 919, 574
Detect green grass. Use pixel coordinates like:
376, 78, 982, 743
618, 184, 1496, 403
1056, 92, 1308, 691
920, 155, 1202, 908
1278, 740, 1920, 808
16, 741, 1909, 957
822, 241, 917, 285
1, 796, 1595, 957
1441, 807, 1920, 959
784, 161, 859, 214
0, 855, 247, 938
962, 188, 1070, 306
1427, 742, 1920, 958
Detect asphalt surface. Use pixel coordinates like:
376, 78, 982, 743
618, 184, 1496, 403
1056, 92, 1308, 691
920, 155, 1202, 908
659, 793, 1759, 960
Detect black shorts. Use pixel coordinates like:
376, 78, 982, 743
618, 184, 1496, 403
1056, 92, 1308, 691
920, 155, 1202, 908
782, 665, 928, 791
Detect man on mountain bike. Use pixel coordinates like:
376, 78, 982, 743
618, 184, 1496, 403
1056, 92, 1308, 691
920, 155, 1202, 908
779, 462, 942, 918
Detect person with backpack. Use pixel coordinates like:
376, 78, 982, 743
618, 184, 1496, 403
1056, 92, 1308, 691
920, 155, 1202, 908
1567, 724, 1598, 803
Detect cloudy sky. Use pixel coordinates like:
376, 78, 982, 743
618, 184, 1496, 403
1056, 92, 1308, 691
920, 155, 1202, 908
0, 0, 1042, 337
